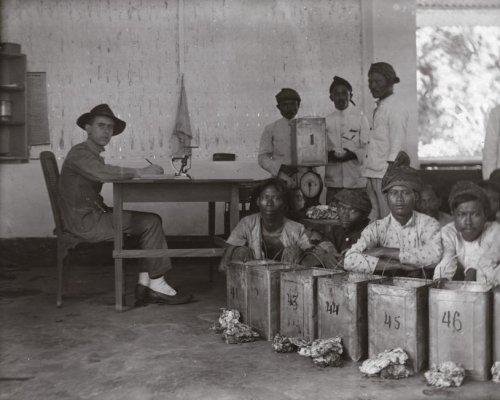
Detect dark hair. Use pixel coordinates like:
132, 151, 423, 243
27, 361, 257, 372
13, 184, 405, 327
251, 178, 291, 211
329, 81, 351, 94
478, 180, 498, 193
450, 193, 487, 214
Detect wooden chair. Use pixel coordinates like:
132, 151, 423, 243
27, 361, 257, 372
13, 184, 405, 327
39, 151, 119, 307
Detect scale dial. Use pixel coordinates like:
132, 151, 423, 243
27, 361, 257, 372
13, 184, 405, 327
299, 171, 323, 199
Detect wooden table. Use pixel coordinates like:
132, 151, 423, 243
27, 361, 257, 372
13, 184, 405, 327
112, 177, 255, 311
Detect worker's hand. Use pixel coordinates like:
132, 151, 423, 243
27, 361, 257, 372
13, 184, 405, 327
138, 164, 164, 176
465, 268, 477, 281
279, 164, 298, 177
328, 150, 341, 163
364, 247, 399, 260
340, 148, 357, 162
232, 246, 253, 263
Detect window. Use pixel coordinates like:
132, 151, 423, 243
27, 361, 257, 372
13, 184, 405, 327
417, 25, 500, 159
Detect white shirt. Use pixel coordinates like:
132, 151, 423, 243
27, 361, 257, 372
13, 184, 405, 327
433, 221, 500, 285
258, 118, 294, 176
361, 93, 409, 179
344, 211, 442, 274
482, 105, 500, 180
325, 106, 369, 188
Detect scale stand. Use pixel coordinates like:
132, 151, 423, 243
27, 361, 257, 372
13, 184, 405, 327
171, 153, 192, 179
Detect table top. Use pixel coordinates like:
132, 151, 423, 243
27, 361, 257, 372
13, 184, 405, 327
111, 177, 258, 184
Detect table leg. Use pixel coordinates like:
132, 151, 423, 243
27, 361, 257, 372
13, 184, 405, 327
113, 184, 125, 311
229, 185, 239, 232
208, 201, 215, 236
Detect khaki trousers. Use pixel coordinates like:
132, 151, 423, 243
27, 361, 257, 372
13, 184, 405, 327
76, 210, 171, 278
366, 178, 390, 220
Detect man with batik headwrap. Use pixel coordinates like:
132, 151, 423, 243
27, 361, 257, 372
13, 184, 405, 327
362, 62, 409, 220
433, 181, 500, 285
258, 88, 302, 188
325, 76, 370, 204
343, 152, 442, 275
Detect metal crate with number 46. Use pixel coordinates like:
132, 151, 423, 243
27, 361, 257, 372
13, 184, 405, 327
429, 281, 492, 381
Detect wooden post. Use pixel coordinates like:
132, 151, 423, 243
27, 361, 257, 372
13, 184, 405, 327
229, 184, 239, 232
113, 183, 125, 311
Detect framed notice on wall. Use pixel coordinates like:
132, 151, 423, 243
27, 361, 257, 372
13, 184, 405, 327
26, 72, 50, 146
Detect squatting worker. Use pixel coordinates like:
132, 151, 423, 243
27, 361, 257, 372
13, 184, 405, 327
344, 152, 442, 275
219, 178, 335, 270
417, 184, 453, 227
258, 88, 303, 188
362, 62, 409, 220
325, 76, 369, 205
433, 181, 500, 285
59, 104, 193, 305
330, 188, 371, 254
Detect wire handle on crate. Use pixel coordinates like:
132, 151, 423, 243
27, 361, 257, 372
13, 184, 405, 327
297, 250, 327, 269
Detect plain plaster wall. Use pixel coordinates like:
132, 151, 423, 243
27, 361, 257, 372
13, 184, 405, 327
0, 0, 418, 238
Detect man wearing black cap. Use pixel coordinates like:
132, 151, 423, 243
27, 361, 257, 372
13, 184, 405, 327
59, 104, 192, 305
325, 76, 369, 205
433, 181, 500, 285
362, 62, 409, 220
344, 152, 442, 275
258, 88, 302, 187
330, 188, 371, 254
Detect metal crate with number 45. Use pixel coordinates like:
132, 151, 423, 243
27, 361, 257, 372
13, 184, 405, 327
368, 277, 434, 372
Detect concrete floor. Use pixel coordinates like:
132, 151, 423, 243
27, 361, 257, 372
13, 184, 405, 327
0, 240, 499, 400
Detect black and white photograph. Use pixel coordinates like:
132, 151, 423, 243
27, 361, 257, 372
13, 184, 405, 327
0, 0, 499, 399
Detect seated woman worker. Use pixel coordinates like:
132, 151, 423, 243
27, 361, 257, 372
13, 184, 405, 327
433, 181, 500, 285
343, 152, 442, 275
330, 188, 371, 254
219, 178, 334, 270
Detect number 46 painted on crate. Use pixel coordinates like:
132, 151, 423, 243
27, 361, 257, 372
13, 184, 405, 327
441, 310, 462, 332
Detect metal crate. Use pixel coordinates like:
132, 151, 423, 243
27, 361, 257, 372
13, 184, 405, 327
429, 281, 493, 381
368, 277, 434, 372
317, 273, 387, 361
246, 261, 294, 340
279, 267, 340, 340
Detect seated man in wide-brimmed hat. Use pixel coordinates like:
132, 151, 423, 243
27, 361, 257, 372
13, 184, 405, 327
59, 104, 193, 305
343, 152, 442, 275
433, 181, 500, 285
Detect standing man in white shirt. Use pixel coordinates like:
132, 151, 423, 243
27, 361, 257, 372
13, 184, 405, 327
325, 76, 370, 205
482, 105, 500, 180
362, 62, 409, 220
258, 88, 301, 188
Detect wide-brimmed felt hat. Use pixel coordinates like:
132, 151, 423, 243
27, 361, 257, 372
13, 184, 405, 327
76, 104, 126, 135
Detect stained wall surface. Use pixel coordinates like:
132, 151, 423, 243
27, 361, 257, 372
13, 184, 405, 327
0, 0, 419, 238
